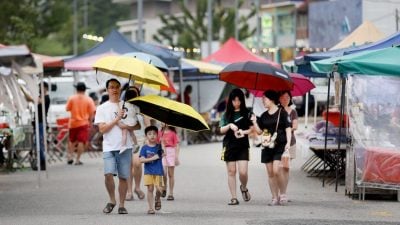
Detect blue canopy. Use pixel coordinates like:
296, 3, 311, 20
65, 29, 180, 69
295, 31, 400, 77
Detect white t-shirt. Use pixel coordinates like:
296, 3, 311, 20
94, 101, 136, 152
119, 102, 139, 126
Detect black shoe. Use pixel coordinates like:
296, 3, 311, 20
67, 159, 73, 165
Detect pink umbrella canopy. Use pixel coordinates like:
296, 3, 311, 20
249, 73, 315, 97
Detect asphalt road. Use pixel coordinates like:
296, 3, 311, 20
1, 140, 400, 225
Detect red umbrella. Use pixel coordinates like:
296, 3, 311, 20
219, 61, 293, 91
249, 73, 315, 97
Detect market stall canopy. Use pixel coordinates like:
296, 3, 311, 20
64, 29, 180, 71
33, 53, 64, 68
202, 38, 281, 68
182, 58, 223, 74
295, 31, 400, 77
330, 21, 384, 50
311, 46, 400, 76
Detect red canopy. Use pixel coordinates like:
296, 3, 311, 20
33, 53, 64, 68
202, 38, 281, 68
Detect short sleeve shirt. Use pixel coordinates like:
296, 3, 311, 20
140, 144, 164, 176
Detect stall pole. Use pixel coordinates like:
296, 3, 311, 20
34, 75, 41, 188
322, 72, 332, 187
335, 75, 346, 192
39, 74, 48, 178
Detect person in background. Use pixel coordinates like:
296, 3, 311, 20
21, 82, 50, 170
139, 125, 164, 215
89, 92, 99, 106
124, 86, 146, 201
95, 78, 140, 215
177, 84, 192, 106
219, 88, 253, 205
66, 82, 96, 165
278, 90, 298, 205
250, 90, 291, 206
159, 124, 180, 200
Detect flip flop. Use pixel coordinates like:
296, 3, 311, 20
240, 185, 251, 202
103, 203, 116, 213
118, 207, 128, 214
147, 209, 155, 214
134, 190, 145, 200
167, 195, 174, 201
228, 198, 239, 205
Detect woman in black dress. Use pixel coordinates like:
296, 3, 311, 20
219, 88, 253, 205
251, 90, 291, 206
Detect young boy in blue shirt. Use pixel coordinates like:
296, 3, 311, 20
139, 125, 164, 214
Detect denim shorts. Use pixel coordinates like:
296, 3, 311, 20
103, 149, 132, 179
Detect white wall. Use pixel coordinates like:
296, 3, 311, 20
363, 0, 400, 36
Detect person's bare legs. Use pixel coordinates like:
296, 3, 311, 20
75, 142, 85, 163
237, 160, 249, 189
67, 141, 76, 162
226, 161, 237, 199
266, 161, 280, 204
118, 177, 128, 208
133, 153, 144, 198
121, 129, 127, 148
105, 174, 116, 204
163, 166, 168, 195
167, 166, 175, 196
126, 154, 135, 200
147, 185, 155, 211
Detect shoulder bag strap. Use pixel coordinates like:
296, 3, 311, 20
275, 108, 282, 133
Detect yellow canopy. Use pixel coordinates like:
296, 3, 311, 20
182, 58, 223, 74
330, 21, 384, 50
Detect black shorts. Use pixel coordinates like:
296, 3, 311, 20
261, 144, 285, 163
222, 146, 249, 162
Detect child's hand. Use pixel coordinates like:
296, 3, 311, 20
175, 157, 180, 166
152, 154, 160, 160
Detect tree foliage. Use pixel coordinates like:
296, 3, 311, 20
153, 0, 256, 57
0, 0, 129, 55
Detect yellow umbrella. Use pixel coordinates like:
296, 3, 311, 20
128, 95, 209, 132
93, 55, 168, 87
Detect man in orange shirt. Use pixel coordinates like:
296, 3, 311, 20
66, 82, 96, 165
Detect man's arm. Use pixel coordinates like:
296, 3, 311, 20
98, 108, 124, 134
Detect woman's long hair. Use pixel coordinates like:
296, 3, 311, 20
225, 88, 249, 122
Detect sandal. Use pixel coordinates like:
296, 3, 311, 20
161, 189, 167, 198
279, 194, 288, 205
167, 195, 174, 201
228, 198, 239, 205
240, 185, 251, 202
103, 203, 116, 213
147, 209, 155, 214
155, 191, 162, 210
118, 207, 128, 214
125, 193, 134, 201
134, 190, 145, 200
268, 198, 279, 206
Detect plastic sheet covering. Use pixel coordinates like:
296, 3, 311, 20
348, 75, 400, 186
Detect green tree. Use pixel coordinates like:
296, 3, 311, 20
0, 0, 129, 55
153, 0, 256, 58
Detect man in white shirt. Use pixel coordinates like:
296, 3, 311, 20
94, 78, 140, 214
